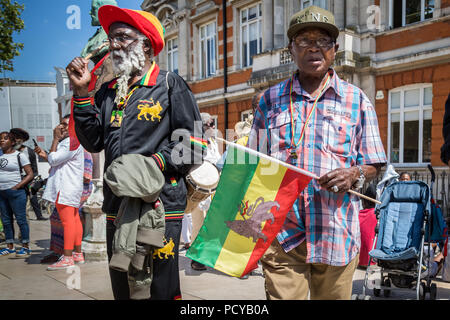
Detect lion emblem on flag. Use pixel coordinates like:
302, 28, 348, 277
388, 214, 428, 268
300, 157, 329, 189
225, 197, 280, 243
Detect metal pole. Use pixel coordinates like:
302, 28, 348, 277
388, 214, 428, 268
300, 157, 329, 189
223, 0, 228, 130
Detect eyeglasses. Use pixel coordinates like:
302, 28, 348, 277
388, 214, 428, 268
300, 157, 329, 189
292, 37, 335, 49
108, 34, 140, 47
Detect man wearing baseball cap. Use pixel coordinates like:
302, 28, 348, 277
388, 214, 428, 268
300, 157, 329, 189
67, 6, 205, 300
248, 6, 386, 299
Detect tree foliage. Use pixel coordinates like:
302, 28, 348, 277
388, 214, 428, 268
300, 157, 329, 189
0, 0, 25, 74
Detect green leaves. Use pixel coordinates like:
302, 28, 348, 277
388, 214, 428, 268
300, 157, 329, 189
0, 0, 25, 73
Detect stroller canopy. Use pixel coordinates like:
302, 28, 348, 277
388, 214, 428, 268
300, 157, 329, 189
370, 181, 431, 261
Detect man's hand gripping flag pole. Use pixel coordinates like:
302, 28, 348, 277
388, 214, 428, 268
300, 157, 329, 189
215, 137, 381, 205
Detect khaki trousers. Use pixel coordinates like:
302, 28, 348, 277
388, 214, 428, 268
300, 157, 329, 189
261, 240, 359, 300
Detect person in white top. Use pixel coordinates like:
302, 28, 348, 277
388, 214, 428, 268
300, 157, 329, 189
34, 115, 85, 270
0, 131, 34, 258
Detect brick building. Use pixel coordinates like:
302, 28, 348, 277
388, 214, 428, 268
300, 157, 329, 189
141, 0, 450, 194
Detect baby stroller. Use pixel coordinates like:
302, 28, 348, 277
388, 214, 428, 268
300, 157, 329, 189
361, 180, 436, 300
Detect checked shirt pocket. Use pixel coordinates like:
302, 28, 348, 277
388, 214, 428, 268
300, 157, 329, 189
267, 111, 291, 156
322, 115, 356, 157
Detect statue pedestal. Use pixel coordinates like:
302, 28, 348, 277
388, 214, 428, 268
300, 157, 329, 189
81, 178, 107, 262
82, 206, 107, 261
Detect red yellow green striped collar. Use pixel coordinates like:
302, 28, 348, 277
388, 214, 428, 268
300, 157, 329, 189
139, 61, 159, 86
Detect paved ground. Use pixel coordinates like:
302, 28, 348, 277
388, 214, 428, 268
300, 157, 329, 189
0, 218, 449, 300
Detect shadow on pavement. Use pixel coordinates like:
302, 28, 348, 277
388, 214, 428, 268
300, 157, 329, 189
352, 277, 450, 300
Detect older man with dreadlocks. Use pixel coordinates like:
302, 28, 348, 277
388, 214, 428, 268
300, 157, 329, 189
67, 6, 205, 300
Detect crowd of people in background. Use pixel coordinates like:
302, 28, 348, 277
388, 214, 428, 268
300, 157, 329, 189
0, 118, 93, 270
1, 1, 448, 302
0, 130, 33, 257
10, 128, 47, 221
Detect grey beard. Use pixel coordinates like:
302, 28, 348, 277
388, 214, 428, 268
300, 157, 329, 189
115, 76, 130, 105
112, 39, 147, 105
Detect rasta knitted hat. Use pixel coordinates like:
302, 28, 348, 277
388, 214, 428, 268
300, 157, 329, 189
98, 5, 165, 56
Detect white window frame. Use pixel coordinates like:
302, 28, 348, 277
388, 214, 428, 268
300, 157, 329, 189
387, 84, 433, 166
301, 0, 328, 10
199, 21, 217, 79
389, 0, 435, 28
402, 0, 434, 26
167, 37, 179, 74
241, 109, 252, 121
240, 2, 262, 68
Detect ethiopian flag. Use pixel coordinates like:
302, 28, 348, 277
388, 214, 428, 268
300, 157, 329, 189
186, 144, 313, 278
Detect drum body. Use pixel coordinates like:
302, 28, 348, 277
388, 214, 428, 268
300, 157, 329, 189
185, 161, 219, 213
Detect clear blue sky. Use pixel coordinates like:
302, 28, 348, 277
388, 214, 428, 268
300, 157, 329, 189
4, 0, 142, 82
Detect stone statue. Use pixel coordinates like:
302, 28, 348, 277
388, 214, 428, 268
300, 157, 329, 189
78, 0, 118, 261
81, 0, 117, 96
80, 0, 117, 65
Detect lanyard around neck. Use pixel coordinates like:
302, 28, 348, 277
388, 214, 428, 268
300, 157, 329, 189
288, 72, 331, 149
115, 61, 156, 110
116, 86, 139, 110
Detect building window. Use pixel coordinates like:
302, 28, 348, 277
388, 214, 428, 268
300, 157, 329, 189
167, 38, 178, 74
388, 85, 432, 165
240, 3, 262, 68
391, 0, 434, 28
199, 21, 217, 78
301, 0, 328, 9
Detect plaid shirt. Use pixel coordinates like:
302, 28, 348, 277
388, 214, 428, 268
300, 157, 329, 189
248, 69, 386, 266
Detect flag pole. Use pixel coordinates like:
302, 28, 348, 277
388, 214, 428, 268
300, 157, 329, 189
216, 137, 381, 205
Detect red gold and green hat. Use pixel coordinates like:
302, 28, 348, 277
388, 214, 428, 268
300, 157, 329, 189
98, 5, 165, 55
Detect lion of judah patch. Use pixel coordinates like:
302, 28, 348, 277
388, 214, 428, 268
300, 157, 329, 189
137, 98, 163, 122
